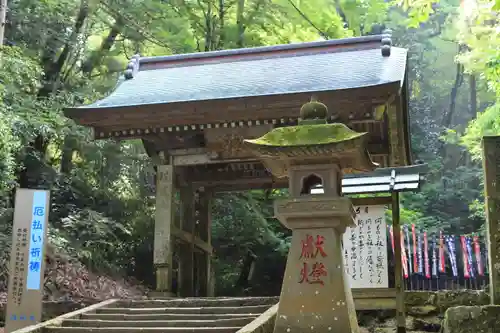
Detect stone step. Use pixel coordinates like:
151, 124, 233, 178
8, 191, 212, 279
81, 313, 259, 321
115, 297, 279, 308
96, 304, 271, 315
44, 327, 241, 333
62, 317, 254, 328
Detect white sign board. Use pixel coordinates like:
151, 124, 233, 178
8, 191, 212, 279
342, 205, 389, 288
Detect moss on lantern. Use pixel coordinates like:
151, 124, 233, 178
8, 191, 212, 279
245, 123, 366, 147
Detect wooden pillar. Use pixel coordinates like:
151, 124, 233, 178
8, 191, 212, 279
193, 189, 200, 296
196, 188, 213, 296
179, 186, 195, 297
153, 164, 175, 294
206, 190, 214, 296
392, 192, 406, 333
193, 187, 211, 297
483, 136, 500, 304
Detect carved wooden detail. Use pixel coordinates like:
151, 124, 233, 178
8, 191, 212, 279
205, 125, 273, 159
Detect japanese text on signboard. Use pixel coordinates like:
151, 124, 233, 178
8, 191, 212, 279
27, 191, 47, 290
343, 205, 389, 288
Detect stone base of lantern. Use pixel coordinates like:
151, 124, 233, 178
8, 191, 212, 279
273, 196, 359, 333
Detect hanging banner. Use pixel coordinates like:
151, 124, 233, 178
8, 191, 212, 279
343, 205, 389, 288
418, 231, 424, 275
466, 236, 475, 278
473, 235, 484, 276
431, 236, 438, 278
461, 236, 470, 279
424, 232, 430, 279
412, 224, 418, 273
401, 230, 409, 278
405, 225, 413, 274
6, 189, 50, 333
439, 231, 445, 273
446, 235, 458, 277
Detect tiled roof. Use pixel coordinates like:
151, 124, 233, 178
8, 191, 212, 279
79, 36, 407, 110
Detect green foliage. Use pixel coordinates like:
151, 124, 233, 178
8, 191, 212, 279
0, 0, 497, 300
462, 103, 500, 159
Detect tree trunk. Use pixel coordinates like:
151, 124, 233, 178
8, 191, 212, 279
18, 0, 89, 190
60, 135, 77, 174
39, 0, 90, 97
217, 0, 225, 50
442, 60, 464, 128
0, 0, 6, 45
81, 20, 122, 77
236, 0, 245, 48
469, 74, 477, 117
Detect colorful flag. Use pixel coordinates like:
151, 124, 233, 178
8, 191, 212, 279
432, 235, 438, 278
439, 231, 445, 273
412, 224, 418, 272
473, 235, 483, 276
424, 232, 431, 279
401, 230, 409, 278
460, 236, 470, 278
466, 236, 475, 278
418, 232, 424, 275
446, 235, 458, 277
405, 225, 413, 274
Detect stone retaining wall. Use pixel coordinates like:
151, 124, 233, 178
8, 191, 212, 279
359, 290, 490, 333
443, 305, 500, 333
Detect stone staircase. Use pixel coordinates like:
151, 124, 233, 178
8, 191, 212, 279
43, 297, 279, 333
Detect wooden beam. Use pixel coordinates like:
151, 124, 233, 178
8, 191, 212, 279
173, 154, 258, 166
172, 226, 213, 254
68, 83, 400, 128
350, 196, 392, 206
392, 192, 406, 333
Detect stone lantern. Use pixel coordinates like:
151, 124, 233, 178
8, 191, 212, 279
244, 98, 378, 333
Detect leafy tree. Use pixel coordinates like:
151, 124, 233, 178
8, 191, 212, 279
0, 0, 497, 301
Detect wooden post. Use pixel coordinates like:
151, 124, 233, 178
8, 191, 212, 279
192, 189, 198, 296
392, 191, 406, 333
179, 187, 194, 296
206, 190, 213, 296
482, 136, 500, 304
153, 165, 175, 294
6, 189, 50, 332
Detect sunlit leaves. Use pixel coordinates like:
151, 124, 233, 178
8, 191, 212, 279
457, 0, 500, 159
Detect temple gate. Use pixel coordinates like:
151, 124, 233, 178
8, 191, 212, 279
65, 31, 419, 332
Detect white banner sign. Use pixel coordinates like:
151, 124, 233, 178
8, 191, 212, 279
342, 205, 389, 288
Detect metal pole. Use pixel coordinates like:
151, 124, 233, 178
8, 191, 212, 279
392, 191, 406, 333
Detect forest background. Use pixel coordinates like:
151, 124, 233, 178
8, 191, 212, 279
0, 0, 498, 300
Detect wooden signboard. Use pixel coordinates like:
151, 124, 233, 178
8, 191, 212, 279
483, 136, 500, 304
343, 205, 389, 288
5, 189, 50, 332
